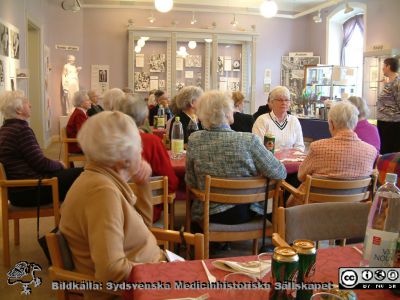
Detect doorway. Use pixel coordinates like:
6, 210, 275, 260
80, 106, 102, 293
27, 20, 44, 147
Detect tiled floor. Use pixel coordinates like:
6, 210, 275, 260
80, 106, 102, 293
0, 141, 270, 299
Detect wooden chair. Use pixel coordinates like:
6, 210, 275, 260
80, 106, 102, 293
281, 174, 372, 205
0, 162, 60, 267
46, 229, 204, 300
272, 202, 371, 247
61, 127, 85, 168
186, 175, 280, 258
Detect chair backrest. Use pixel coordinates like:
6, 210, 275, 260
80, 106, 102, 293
204, 175, 278, 205
0, 162, 6, 180
45, 232, 75, 270
277, 202, 371, 244
377, 153, 400, 187
304, 175, 372, 204
150, 228, 204, 260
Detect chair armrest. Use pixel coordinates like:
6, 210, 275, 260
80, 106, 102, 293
272, 233, 290, 247
280, 180, 304, 198
167, 193, 176, 204
49, 267, 121, 295
63, 137, 79, 143
187, 187, 205, 201
0, 177, 58, 188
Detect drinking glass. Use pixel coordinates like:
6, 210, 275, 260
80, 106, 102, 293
310, 292, 344, 300
257, 252, 271, 280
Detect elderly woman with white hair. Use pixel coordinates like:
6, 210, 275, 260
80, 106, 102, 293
60, 111, 160, 299
348, 96, 381, 152
0, 91, 82, 206
103, 87, 125, 111
252, 86, 305, 151
186, 91, 286, 225
287, 101, 378, 206
66, 90, 91, 153
169, 86, 204, 144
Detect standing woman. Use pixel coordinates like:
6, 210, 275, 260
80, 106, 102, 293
230, 91, 254, 133
377, 57, 400, 154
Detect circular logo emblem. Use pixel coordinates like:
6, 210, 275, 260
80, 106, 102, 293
341, 270, 358, 288
362, 270, 373, 281
374, 269, 386, 281
387, 270, 399, 281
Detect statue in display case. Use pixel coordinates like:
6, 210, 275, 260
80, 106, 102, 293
62, 54, 81, 114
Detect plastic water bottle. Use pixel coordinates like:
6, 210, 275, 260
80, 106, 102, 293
187, 118, 199, 137
171, 116, 184, 160
157, 105, 165, 129
362, 173, 400, 267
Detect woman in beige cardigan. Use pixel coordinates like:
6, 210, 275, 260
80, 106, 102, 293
59, 111, 163, 299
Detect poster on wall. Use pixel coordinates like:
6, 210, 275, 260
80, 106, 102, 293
134, 71, 150, 92
91, 65, 110, 95
0, 58, 5, 92
149, 54, 166, 72
185, 55, 202, 68
0, 22, 9, 57
9, 29, 19, 59
281, 55, 320, 101
44, 45, 51, 131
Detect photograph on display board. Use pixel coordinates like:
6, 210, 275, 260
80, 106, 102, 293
0, 59, 4, 91
176, 80, 185, 91
233, 59, 241, 72
185, 55, 202, 68
159, 79, 165, 90
196, 72, 202, 87
134, 72, 150, 92
0, 23, 9, 57
281, 55, 320, 101
99, 69, 107, 83
149, 54, 166, 72
10, 29, 19, 59
217, 56, 224, 74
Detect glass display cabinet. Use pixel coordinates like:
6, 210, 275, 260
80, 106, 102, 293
305, 65, 358, 101
363, 49, 399, 119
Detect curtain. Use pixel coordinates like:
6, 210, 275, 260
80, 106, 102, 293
340, 14, 364, 66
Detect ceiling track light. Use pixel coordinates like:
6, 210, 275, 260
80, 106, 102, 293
230, 14, 238, 27
147, 11, 156, 23
61, 0, 81, 12
260, 0, 278, 18
344, 1, 354, 14
313, 10, 322, 23
190, 11, 197, 25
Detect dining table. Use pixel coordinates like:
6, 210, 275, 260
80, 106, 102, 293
152, 128, 166, 140
124, 245, 396, 300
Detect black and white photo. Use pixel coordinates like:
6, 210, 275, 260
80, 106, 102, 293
149, 54, 166, 72
134, 71, 150, 91
0, 23, 9, 57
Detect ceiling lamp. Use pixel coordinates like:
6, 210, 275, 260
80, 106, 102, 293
177, 46, 188, 58
137, 39, 145, 47
230, 14, 238, 27
204, 38, 212, 43
147, 11, 156, 23
61, 0, 81, 12
141, 37, 150, 41
313, 10, 322, 23
344, 1, 354, 14
260, 0, 278, 18
188, 41, 197, 49
155, 0, 173, 13
190, 11, 197, 25
135, 46, 141, 53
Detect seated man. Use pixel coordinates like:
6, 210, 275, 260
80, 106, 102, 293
287, 101, 377, 206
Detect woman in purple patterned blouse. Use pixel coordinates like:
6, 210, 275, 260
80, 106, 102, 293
348, 96, 381, 153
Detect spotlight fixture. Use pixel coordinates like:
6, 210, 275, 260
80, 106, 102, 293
190, 11, 197, 25
155, 0, 173, 13
61, 0, 81, 12
137, 39, 145, 47
177, 46, 188, 58
141, 37, 150, 41
260, 0, 278, 18
204, 38, 212, 43
147, 11, 156, 23
344, 1, 354, 14
188, 41, 197, 49
135, 46, 141, 53
230, 14, 238, 27
313, 10, 322, 23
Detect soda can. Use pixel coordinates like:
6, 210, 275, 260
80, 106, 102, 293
293, 240, 316, 300
264, 132, 275, 154
270, 246, 299, 300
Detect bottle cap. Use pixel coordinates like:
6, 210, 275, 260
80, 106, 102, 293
386, 173, 398, 184
175, 116, 180, 122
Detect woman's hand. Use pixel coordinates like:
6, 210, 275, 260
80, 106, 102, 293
132, 160, 152, 184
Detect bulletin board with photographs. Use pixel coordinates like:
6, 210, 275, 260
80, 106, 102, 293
175, 41, 206, 92
217, 43, 242, 93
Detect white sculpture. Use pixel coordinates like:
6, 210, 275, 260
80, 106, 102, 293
62, 55, 81, 114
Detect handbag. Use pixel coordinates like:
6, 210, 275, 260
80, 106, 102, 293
36, 177, 58, 263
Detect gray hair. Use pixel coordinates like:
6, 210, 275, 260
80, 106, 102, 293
77, 111, 142, 168
175, 86, 203, 110
0, 90, 25, 119
73, 91, 89, 107
197, 91, 234, 129
87, 90, 97, 101
328, 101, 359, 130
103, 88, 125, 111
269, 86, 290, 102
347, 96, 369, 119
118, 94, 148, 127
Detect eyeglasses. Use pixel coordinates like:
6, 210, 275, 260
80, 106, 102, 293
274, 99, 290, 103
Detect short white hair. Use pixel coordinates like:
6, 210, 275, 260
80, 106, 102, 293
73, 91, 89, 107
197, 91, 234, 129
103, 88, 125, 111
0, 90, 25, 119
77, 111, 142, 167
347, 96, 369, 119
118, 94, 148, 127
269, 86, 290, 101
328, 101, 359, 130
176, 86, 203, 110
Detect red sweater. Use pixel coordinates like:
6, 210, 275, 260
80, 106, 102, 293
66, 108, 88, 153
140, 132, 179, 222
